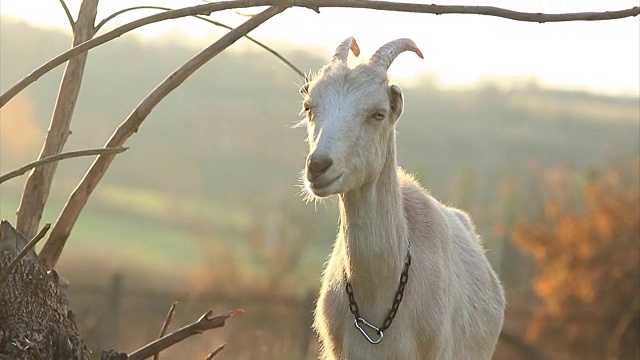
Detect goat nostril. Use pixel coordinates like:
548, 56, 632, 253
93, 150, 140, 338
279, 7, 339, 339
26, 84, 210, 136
308, 156, 333, 178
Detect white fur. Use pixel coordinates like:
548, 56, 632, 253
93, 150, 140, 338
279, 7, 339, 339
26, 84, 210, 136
299, 42, 505, 360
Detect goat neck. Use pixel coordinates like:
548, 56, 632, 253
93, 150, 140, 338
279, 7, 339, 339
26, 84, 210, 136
338, 137, 409, 297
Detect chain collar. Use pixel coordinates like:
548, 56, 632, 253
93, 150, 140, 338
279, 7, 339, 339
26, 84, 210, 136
343, 244, 412, 344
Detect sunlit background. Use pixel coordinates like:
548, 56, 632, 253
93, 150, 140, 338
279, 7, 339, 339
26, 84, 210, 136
1, 1, 639, 359
3, 0, 640, 94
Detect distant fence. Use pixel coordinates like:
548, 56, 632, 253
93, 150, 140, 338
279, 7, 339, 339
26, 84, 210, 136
69, 273, 317, 359
68, 273, 545, 360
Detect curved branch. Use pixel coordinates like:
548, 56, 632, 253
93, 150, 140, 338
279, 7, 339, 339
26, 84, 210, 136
322, 2, 640, 21
38, 4, 288, 271
0, 147, 128, 185
58, 0, 76, 30
95, 6, 150, 31
2, 0, 638, 108
95, 5, 305, 79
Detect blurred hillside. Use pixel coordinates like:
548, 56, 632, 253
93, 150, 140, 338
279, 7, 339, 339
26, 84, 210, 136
0, 13, 640, 286
1, 15, 639, 360
1, 16, 638, 285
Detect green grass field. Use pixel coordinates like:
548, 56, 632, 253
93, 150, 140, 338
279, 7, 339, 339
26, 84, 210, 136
0, 182, 325, 292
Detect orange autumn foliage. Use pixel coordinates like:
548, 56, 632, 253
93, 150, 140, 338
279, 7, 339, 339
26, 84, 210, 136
0, 94, 42, 171
514, 165, 639, 360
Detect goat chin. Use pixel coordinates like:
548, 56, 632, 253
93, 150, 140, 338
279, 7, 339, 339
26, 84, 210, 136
307, 173, 344, 198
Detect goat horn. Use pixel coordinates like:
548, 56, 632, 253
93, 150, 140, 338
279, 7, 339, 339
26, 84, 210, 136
369, 38, 424, 70
332, 37, 360, 63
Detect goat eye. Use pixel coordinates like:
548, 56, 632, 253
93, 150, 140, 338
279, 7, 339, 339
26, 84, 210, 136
373, 110, 386, 121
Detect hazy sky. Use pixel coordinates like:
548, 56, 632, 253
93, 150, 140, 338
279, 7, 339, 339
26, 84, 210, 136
2, 0, 639, 94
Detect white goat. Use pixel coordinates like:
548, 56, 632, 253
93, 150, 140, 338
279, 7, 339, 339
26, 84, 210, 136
298, 38, 505, 360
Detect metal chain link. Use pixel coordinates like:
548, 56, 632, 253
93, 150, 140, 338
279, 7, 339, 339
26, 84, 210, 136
344, 244, 412, 337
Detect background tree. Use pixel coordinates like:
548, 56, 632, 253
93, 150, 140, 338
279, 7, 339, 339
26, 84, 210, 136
514, 162, 640, 360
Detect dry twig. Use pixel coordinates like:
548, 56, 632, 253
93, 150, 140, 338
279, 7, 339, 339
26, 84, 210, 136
205, 343, 226, 359
2, 1, 638, 108
0, 224, 51, 290
127, 309, 244, 360
153, 302, 178, 360
57, 0, 76, 30
0, 147, 127, 185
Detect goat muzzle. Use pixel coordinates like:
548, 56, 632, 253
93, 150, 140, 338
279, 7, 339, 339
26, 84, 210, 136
307, 154, 334, 180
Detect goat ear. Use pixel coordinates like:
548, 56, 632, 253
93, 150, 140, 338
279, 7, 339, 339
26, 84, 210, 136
389, 85, 404, 121
299, 83, 309, 95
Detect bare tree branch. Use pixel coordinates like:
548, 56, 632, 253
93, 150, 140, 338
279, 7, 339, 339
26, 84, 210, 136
58, 0, 76, 30
205, 343, 226, 359
15, 0, 99, 239
0, 147, 127, 185
127, 309, 243, 360
314, 1, 640, 21
94, 5, 305, 79
38, 4, 288, 270
2, 0, 638, 108
0, 224, 51, 290
153, 302, 178, 360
